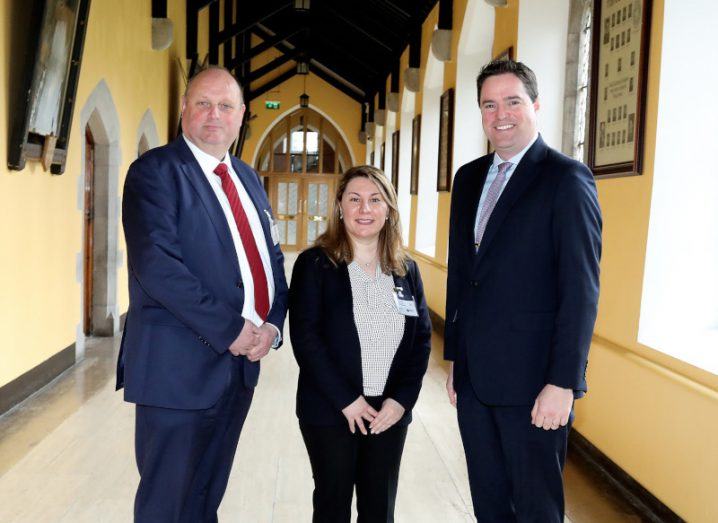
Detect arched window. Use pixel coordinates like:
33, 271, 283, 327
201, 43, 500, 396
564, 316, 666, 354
254, 108, 353, 251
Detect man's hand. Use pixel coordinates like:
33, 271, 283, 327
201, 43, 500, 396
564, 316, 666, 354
245, 323, 276, 362
341, 396, 378, 435
228, 321, 260, 356
446, 362, 457, 407
369, 398, 405, 435
531, 384, 573, 430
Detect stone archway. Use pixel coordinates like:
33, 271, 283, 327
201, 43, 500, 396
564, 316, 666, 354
136, 108, 160, 157
76, 80, 122, 358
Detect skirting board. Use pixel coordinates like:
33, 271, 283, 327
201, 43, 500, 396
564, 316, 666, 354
569, 431, 684, 522
0, 343, 75, 416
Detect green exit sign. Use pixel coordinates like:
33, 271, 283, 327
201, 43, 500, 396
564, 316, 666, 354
265, 101, 281, 109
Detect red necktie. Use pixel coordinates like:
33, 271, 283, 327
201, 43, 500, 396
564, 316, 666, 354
214, 163, 270, 320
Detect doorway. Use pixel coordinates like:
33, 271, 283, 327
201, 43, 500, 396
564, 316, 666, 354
83, 126, 95, 335
255, 108, 351, 251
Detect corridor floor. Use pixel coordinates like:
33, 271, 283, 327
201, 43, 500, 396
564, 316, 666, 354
0, 257, 643, 522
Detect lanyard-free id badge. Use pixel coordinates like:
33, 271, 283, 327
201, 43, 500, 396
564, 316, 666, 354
393, 286, 419, 317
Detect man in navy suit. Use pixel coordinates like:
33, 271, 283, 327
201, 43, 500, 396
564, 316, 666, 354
444, 60, 602, 521
117, 67, 288, 522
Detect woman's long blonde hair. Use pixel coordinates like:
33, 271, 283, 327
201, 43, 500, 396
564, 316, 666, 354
314, 165, 409, 276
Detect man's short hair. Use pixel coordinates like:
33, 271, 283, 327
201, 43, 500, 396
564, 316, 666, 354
184, 66, 244, 102
476, 59, 539, 103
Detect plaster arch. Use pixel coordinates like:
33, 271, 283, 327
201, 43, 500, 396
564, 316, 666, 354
250, 103, 357, 168
76, 79, 122, 359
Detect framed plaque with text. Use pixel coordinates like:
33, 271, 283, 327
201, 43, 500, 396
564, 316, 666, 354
437, 88, 455, 192
588, 0, 652, 177
391, 130, 400, 190
410, 115, 421, 195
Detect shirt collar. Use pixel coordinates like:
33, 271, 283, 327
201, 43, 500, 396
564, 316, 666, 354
182, 134, 231, 175
492, 132, 539, 169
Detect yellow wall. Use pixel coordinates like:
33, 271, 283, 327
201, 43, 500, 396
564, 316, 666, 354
0, 0, 187, 388
400, 0, 718, 520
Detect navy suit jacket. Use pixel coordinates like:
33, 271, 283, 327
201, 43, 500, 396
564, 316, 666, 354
444, 136, 602, 405
289, 247, 432, 426
116, 137, 289, 409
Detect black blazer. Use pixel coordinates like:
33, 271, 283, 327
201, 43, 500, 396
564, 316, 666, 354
289, 246, 432, 427
444, 136, 602, 405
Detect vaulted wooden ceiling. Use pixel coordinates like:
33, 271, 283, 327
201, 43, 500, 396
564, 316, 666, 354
171, 0, 451, 107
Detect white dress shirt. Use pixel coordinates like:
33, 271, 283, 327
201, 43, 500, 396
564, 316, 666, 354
183, 136, 277, 332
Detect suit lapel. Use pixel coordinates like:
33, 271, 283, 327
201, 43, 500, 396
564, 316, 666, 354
174, 138, 241, 274
463, 156, 493, 248
392, 271, 416, 354
474, 136, 548, 268
335, 262, 364, 386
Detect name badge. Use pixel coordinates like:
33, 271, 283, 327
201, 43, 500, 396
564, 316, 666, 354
393, 286, 418, 317
264, 209, 280, 246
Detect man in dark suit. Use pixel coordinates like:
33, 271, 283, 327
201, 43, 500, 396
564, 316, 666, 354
117, 67, 288, 522
444, 60, 602, 522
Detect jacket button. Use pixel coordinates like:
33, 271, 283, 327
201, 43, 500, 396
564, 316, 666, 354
470, 280, 479, 287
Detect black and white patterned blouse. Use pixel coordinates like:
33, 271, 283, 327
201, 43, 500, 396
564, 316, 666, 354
347, 261, 405, 396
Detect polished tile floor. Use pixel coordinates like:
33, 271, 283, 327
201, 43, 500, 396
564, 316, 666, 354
0, 258, 644, 522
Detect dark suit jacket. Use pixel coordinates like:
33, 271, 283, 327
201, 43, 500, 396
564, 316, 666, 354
289, 246, 432, 427
444, 136, 602, 405
116, 136, 288, 409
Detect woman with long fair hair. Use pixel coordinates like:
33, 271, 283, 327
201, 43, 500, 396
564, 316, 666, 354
289, 165, 432, 522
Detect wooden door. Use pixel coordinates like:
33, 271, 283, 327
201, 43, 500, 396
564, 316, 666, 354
268, 176, 302, 251
83, 127, 95, 335
304, 177, 334, 246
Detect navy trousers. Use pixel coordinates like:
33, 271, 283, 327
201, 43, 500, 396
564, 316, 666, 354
457, 382, 572, 523
133, 358, 253, 523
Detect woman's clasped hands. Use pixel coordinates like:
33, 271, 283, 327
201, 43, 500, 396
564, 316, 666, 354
341, 396, 405, 435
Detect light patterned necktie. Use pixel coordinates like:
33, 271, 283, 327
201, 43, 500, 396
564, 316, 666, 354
475, 161, 512, 250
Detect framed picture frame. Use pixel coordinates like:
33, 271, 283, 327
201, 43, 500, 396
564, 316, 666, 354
437, 88, 455, 192
494, 45, 513, 62
410, 115, 421, 195
588, 0, 652, 177
391, 130, 400, 190
370, 150, 375, 166
381, 142, 386, 171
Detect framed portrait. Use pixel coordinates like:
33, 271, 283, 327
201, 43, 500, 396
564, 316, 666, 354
437, 88, 454, 192
588, 0, 652, 177
391, 130, 400, 191
410, 114, 421, 195
381, 142, 386, 171
370, 150, 375, 166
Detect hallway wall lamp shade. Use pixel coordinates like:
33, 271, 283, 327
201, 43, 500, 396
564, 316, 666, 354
151, 17, 174, 51
297, 61, 309, 75
294, 0, 310, 11
484, 0, 508, 6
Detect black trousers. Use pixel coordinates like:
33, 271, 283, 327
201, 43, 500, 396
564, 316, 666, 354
300, 422, 409, 523
133, 358, 253, 523
456, 381, 572, 523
